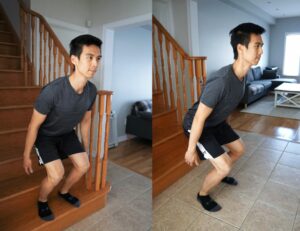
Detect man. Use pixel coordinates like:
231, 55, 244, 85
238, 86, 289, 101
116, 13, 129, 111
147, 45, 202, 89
183, 23, 265, 212
23, 34, 102, 221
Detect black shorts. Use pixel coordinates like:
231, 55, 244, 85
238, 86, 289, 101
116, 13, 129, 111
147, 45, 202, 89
34, 130, 85, 165
184, 121, 239, 160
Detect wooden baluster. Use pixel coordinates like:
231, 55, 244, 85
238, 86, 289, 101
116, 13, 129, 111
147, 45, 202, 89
87, 102, 96, 190
39, 22, 43, 86
158, 30, 169, 109
53, 46, 57, 80
64, 60, 68, 76
24, 12, 28, 85
180, 55, 188, 114
19, 9, 24, 70
201, 59, 207, 85
172, 48, 181, 122
43, 30, 47, 85
165, 39, 175, 109
153, 26, 161, 91
95, 94, 105, 191
101, 93, 112, 189
195, 59, 202, 99
31, 16, 36, 85
58, 52, 62, 77
188, 59, 195, 104
48, 38, 52, 83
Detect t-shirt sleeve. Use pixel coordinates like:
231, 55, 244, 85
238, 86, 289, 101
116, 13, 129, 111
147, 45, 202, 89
87, 84, 97, 111
34, 85, 55, 115
200, 78, 225, 108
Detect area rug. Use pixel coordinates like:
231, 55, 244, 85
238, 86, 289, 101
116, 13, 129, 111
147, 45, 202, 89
241, 95, 300, 120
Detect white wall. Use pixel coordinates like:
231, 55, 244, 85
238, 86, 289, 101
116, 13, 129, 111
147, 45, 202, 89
197, 0, 270, 78
31, 0, 91, 27
269, 17, 300, 78
111, 26, 152, 140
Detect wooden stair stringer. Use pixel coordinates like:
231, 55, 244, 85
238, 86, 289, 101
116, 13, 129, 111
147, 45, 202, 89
153, 130, 197, 197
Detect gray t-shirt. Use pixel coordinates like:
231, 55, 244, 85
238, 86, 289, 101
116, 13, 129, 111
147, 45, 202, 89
35, 76, 97, 136
183, 64, 245, 129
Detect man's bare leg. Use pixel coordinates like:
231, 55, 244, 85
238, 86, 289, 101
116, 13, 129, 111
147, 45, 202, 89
59, 152, 90, 194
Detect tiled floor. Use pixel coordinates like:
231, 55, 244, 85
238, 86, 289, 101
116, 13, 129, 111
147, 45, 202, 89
65, 161, 152, 231
153, 131, 300, 231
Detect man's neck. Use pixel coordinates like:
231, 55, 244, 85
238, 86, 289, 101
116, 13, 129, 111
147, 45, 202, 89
69, 73, 88, 94
232, 59, 252, 81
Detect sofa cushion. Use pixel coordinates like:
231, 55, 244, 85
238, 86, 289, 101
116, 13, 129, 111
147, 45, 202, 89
253, 80, 272, 89
131, 100, 152, 116
248, 84, 264, 95
252, 67, 262, 80
246, 69, 254, 83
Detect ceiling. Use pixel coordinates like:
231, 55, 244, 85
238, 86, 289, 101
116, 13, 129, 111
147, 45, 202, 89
247, 0, 300, 18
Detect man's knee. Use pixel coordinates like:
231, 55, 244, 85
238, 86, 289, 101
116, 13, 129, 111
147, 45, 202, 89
217, 162, 231, 177
47, 170, 64, 185
73, 153, 90, 174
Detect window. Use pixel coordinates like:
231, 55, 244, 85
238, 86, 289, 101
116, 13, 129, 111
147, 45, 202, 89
283, 33, 300, 76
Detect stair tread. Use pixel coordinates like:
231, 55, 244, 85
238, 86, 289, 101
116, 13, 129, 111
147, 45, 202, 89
0, 178, 110, 231
154, 124, 183, 145
0, 159, 72, 202
0, 31, 10, 34
0, 127, 27, 135
0, 54, 21, 58
0, 104, 33, 110
153, 129, 184, 147
0, 86, 40, 90
0, 41, 18, 46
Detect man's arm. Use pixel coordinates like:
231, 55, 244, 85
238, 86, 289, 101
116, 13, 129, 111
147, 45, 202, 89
185, 102, 213, 166
23, 109, 47, 175
80, 110, 92, 152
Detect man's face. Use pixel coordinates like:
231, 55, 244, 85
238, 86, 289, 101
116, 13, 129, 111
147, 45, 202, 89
71, 45, 101, 79
240, 34, 264, 66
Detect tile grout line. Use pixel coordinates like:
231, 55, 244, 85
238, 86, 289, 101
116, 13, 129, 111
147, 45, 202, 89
238, 139, 287, 229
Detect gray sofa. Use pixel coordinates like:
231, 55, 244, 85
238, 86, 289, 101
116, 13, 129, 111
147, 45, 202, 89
125, 100, 152, 140
241, 66, 278, 108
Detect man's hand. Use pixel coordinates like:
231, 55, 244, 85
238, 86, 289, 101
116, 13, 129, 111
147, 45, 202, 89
185, 149, 200, 167
23, 156, 33, 175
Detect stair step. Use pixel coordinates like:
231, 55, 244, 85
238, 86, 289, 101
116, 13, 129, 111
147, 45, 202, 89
0, 70, 31, 86
0, 152, 39, 182
153, 90, 166, 114
0, 55, 21, 69
0, 128, 27, 161
0, 159, 73, 202
0, 176, 110, 231
0, 86, 40, 106
0, 21, 9, 31
153, 130, 193, 196
0, 42, 19, 55
0, 105, 32, 131
153, 108, 180, 143
0, 31, 14, 43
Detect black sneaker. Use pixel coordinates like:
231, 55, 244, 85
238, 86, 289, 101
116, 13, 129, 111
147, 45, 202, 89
58, 192, 80, 207
37, 201, 55, 221
197, 194, 222, 212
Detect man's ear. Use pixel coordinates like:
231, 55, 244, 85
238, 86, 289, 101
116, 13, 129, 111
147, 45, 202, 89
70, 55, 78, 65
237, 44, 244, 57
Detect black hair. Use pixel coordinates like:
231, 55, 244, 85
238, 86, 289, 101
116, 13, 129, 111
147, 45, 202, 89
229, 23, 265, 60
69, 34, 102, 58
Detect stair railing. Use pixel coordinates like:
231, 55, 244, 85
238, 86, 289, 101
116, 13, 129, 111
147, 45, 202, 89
86, 91, 112, 191
18, 0, 73, 86
153, 16, 207, 122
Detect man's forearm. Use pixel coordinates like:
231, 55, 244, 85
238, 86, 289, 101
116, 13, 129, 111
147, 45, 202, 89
80, 122, 90, 152
23, 125, 38, 158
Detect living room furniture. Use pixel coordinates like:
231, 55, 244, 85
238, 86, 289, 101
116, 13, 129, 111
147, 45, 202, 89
274, 83, 300, 109
242, 66, 274, 107
271, 78, 297, 90
125, 100, 152, 140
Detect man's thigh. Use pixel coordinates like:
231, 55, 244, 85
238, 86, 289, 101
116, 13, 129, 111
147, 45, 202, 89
44, 159, 65, 178
224, 138, 245, 155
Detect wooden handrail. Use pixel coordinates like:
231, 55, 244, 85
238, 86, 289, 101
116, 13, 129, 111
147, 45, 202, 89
18, 0, 73, 86
153, 16, 207, 121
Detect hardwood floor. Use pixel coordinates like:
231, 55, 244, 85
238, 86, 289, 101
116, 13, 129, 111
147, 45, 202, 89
108, 138, 152, 178
229, 108, 300, 143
